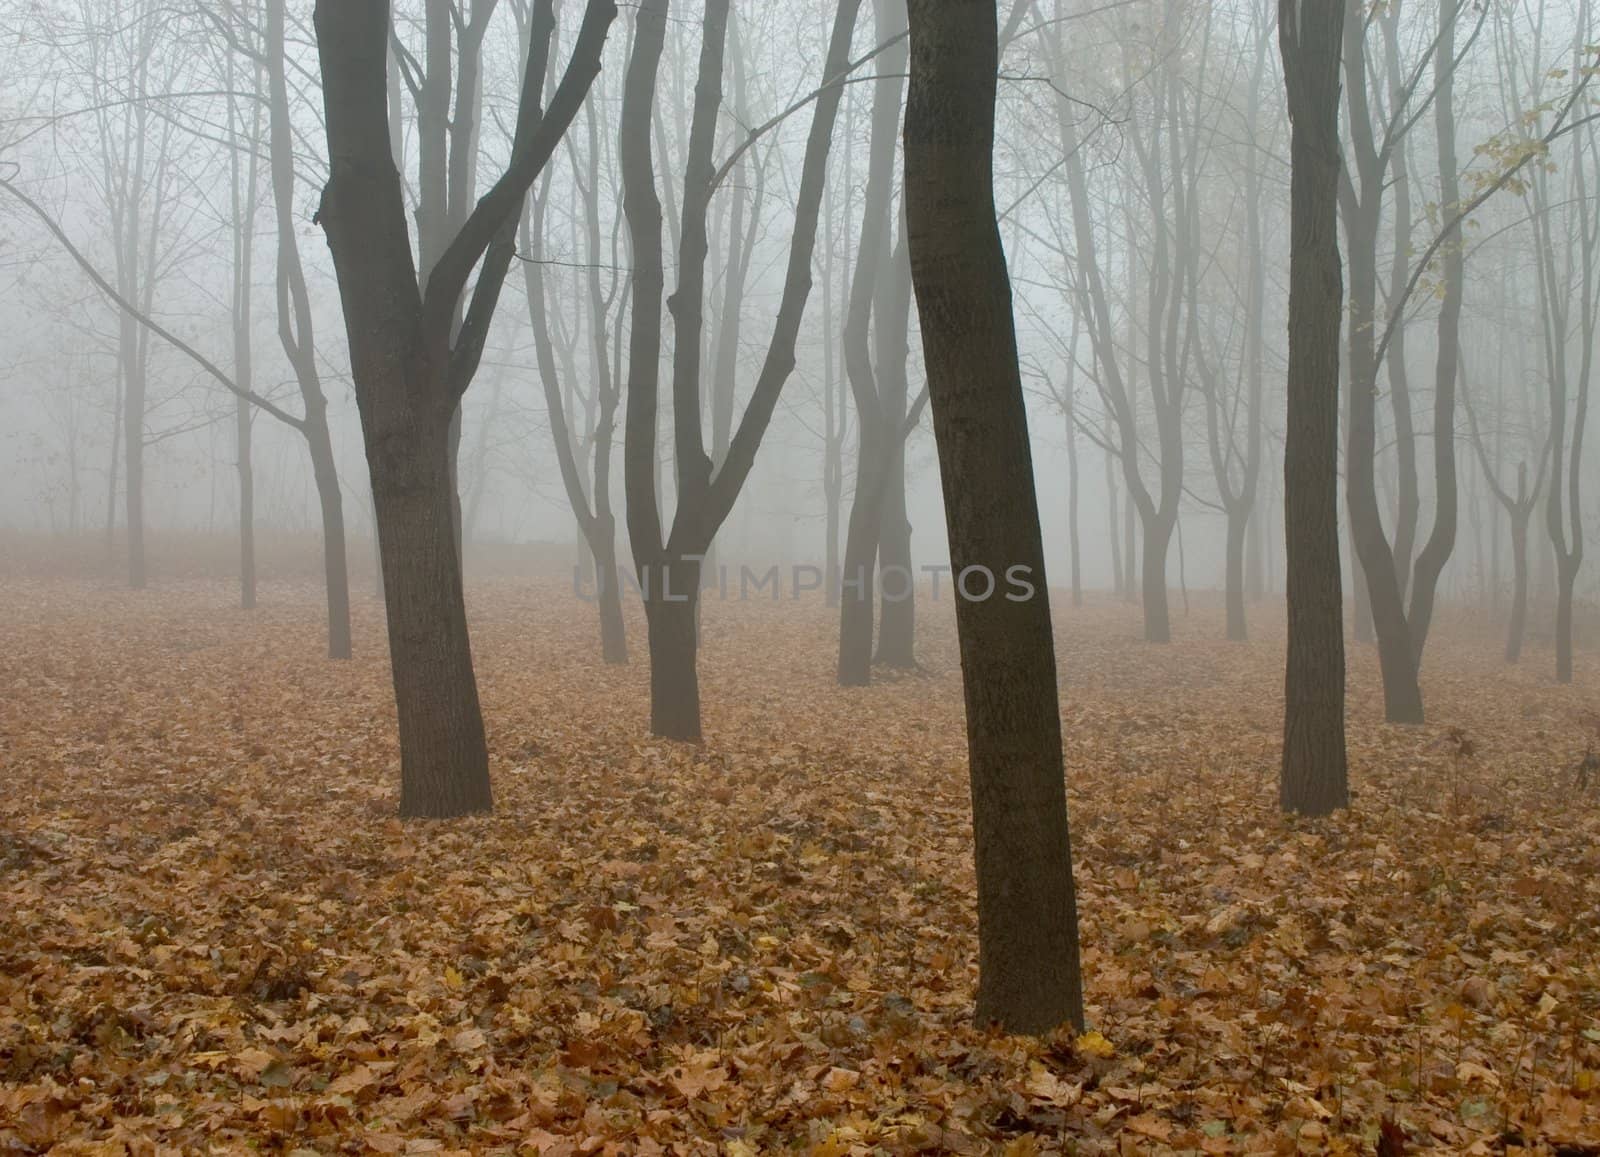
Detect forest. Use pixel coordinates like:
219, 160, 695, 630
1, 0, 1598, 1151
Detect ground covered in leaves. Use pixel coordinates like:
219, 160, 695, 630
2, 575, 1599, 1154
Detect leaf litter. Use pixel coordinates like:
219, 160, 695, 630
1, 578, 1598, 1154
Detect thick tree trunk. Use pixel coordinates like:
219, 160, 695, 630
368, 420, 492, 817
315, 0, 496, 816
1141, 519, 1172, 643
1279, 0, 1349, 816
643, 558, 702, 740
1556, 559, 1578, 684
905, 0, 1083, 1035
314, 0, 617, 815
591, 519, 628, 666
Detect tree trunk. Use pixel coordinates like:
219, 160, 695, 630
875, 435, 917, 666
1247, 495, 1264, 600
837, 0, 906, 687
905, 0, 1083, 1035
1065, 406, 1082, 608
593, 522, 628, 665
1507, 510, 1529, 663
1224, 505, 1247, 641
1340, 2, 1421, 720
367, 419, 492, 817
1123, 479, 1138, 602
1105, 446, 1123, 594
268, 0, 351, 659
105, 370, 121, 564
838, 447, 884, 685
307, 415, 353, 660
1404, 0, 1463, 660
1556, 558, 1577, 684
643, 558, 702, 740
122, 325, 146, 590
623, 0, 857, 735
1141, 518, 1172, 643
874, 229, 917, 668
1351, 527, 1374, 641
315, 0, 614, 814
236, 398, 256, 609
315, 0, 498, 817
1279, 0, 1349, 816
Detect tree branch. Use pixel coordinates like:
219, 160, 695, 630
0, 175, 306, 432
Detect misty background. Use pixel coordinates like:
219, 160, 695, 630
0, 0, 1594, 627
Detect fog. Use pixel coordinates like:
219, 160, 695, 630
5, 0, 1600, 1145
2, 0, 1587, 616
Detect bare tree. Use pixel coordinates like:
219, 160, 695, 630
521, 76, 628, 663
620, 0, 860, 740
904, 0, 1083, 1034
838, 0, 909, 686
314, 0, 618, 816
1462, 360, 1548, 664
1197, 0, 1272, 643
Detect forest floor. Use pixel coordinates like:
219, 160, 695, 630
1, 576, 1599, 1155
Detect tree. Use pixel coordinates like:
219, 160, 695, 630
620, 0, 860, 740
1047, 0, 1189, 643
1462, 363, 1547, 664
6, 0, 357, 659
837, 0, 915, 686
1197, 0, 1272, 643
1493, 0, 1600, 683
262, 0, 353, 660
1278, 0, 1349, 816
313, 0, 618, 817
219, 22, 265, 611
1337, 0, 1451, 722
520, 17, 627, 665
904, 0, 1084, 1033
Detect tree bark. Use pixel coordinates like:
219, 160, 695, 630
1279, 0, 1349, 816
315, 0, 617, 813
905, 0, 1084, 1035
